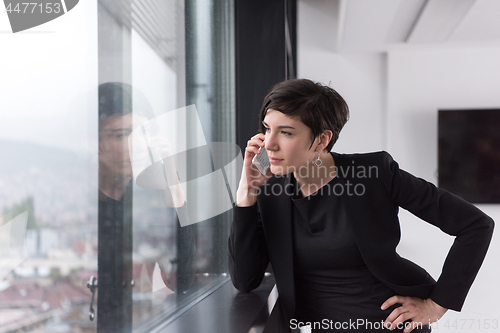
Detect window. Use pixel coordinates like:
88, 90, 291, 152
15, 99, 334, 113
0, 0, 235, 331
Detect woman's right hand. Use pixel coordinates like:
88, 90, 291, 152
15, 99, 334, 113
236, 133, 273, 207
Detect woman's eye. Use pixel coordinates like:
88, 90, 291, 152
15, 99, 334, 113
263, 128, 291, 136
114, 134, 128, 140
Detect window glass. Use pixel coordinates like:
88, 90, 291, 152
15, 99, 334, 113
0, 0, 234, 331
0, 1, 99, 331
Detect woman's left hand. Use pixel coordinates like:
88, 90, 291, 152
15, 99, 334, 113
381, 296, 448, 332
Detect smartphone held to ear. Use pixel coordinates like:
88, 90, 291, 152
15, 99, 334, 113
252, 145, 271, 175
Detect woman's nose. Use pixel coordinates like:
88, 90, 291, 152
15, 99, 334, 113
264, 133, 278, 151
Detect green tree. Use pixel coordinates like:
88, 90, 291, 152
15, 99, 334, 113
2, 196, 37, 229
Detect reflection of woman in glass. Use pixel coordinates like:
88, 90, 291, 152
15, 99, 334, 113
97, 82, 185, 332
229, 79, 494, 332
98, 83, 184, 205
97, 82, 136, 332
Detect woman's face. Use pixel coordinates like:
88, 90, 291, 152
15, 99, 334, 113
262, 109, 319, 175
99, 113, 134, 177
99, 113, 148, 178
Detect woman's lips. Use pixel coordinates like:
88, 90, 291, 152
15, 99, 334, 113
269, 157, 283, 163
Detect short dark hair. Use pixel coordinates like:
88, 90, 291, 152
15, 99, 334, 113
98, 82, 155, 130
99, 82, 133, 121
258, 79, 349, 151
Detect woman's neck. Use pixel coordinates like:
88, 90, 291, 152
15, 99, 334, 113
99, 172, 132, 201
293, 152, 336, 197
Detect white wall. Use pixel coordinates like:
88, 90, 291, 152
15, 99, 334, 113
387, 46, 500, 181
387, 45, 500, 329
298, 2, 500, 330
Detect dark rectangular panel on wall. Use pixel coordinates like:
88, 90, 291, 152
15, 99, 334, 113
235, 0, 297, 149
438, 109, 500, 203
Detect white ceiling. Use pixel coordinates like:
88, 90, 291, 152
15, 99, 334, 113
310, 0, 500, 52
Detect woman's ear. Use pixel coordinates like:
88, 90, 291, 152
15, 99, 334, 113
316, 130, 333, 152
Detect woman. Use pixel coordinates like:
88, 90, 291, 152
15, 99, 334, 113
228, 79, 494, 332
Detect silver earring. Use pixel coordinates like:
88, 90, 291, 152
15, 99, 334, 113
314, 152, 323, 167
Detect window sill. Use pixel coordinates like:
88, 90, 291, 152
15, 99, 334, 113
152, 274, 276, 333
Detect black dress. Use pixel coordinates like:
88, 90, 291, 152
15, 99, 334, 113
290, 173, 431, 333
97, 182, 133, 333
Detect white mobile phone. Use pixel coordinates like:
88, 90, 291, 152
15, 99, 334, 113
252, 145, 270, 175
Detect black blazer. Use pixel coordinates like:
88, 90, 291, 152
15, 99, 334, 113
228, 151, 494, 332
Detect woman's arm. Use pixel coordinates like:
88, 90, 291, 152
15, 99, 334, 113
228, 132, 273, 292
379, 151, 494, 311
228, 203, 270, 292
